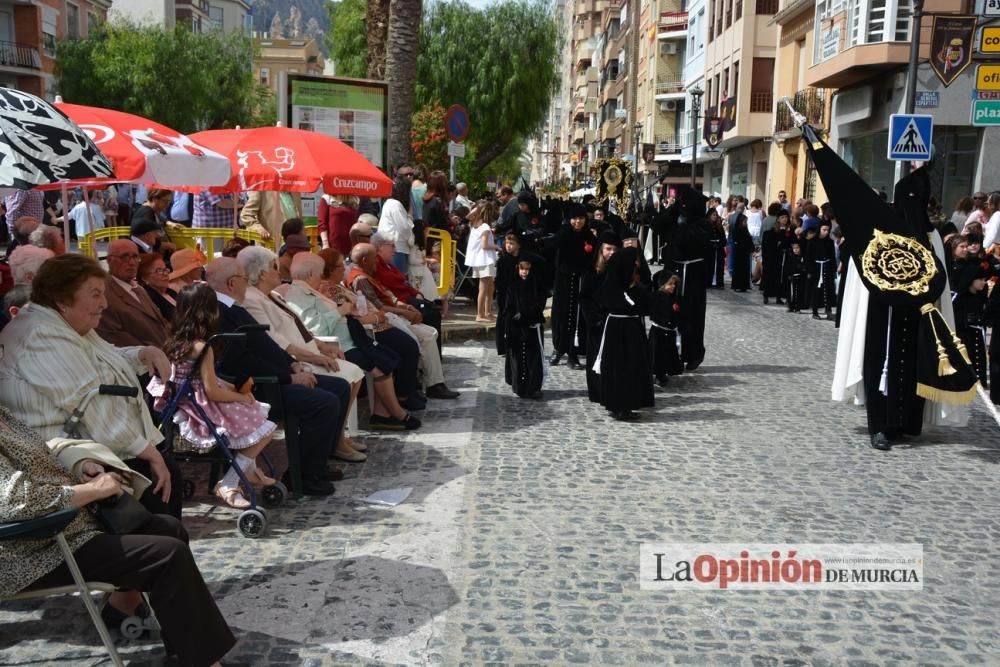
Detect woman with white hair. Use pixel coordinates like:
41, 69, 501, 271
235, 245, 369, 461
284, 251, 420, 431
8, 245, 53, 285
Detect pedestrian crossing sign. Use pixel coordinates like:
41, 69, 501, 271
887, 114, 933, 161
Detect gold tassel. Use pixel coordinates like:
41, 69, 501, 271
917, 382, 979, 406
922, 306, 956, 376
953, 334, 972, 365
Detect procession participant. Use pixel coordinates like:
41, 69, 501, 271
649, 271, 683, 386
760, 208, 788, 303
803, 123, 976, 452
706, 208, 727, 290
594, 247, 654, 421
665, 187, 713, 371
579, 230, 620, 403
495, 232, 545, 356
545, 202, 596, 369
807, 221, 837, 320
503, 258, 546, 399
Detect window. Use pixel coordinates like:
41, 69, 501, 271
755, 0, 779, 14
735, 0, 742, 21
259, 67, 269, 86
749, 57, 774, 112
66, 3, 79, 39
41, 8, 58, 57
722, 67, 729, 98
733, 60, 740, 97
714, 73, 721, 106
708, 0, 714, 41
88, 11, 101, 34
725, 0, 732, 27
698, 9, 705, 48
706, 79, 713, 110
209, 5, 223, 30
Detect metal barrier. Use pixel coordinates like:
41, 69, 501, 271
80, 226, 275, 257
78, 227, 133, 256
424, 227, 456, 297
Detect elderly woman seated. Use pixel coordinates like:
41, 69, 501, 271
235, 245, 369, 460
0, 407, 234, 666
348, 242, 458, 400
0, 254, 182, 517
283, 251, 421, 430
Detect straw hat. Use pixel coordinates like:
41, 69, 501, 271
169, 248, 207, 280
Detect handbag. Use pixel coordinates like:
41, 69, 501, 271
91, 493, 152, 535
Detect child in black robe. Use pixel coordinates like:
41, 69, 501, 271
955, 258, 990, 388
784, 240, 807, 312
595, 247, 654, 421
649, 271, 683, 387
504, 259, 546, 399
579, 230, 622, 403
730, 215, 753, 292
807, 221, 837, 320
706, 209, 727, 289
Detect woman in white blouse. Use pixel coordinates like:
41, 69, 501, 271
377, 176, 416, 274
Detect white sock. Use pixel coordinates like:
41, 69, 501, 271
220, 464, 241, 488
236, 453, 256, 473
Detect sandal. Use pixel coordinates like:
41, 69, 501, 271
245, 466, 276, 487
214, 483, 250, 509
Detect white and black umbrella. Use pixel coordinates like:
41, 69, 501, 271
0, 87, 113, 189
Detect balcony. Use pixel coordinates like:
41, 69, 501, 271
0, 41, 42, 70
655, 79, 685, 99
658, 12, 688, 39
749, 91, 773, 113
654, 137, 683, 160
574, 102, 586, 121
576, 47, 592, 67
774, 88, 825, 136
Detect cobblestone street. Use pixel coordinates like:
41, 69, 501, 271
3, 287, 1000, 665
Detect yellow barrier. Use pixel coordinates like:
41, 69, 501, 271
167, 227, 275, 255
424, 227, 456, 297
78, 226, 133, 256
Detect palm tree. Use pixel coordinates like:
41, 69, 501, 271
365, 0, 390, 79
385, 0, 422, 169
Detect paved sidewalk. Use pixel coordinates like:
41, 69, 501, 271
3, 288, 1000, 665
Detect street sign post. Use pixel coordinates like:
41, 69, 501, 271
447, 141, 466, 158
981, 26, 1000, 53
444, 105, 469, 183
972, 99, 1000, 124
887, 114, 933, 161
976, 64, 1000, 89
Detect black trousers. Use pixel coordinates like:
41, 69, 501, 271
125, 450, 184, 519
408, 296, 442, 353
31, 514, 235, 667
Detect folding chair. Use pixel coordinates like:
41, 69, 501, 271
0, 508, 123, 666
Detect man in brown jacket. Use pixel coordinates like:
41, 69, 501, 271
97, 239, 170, 348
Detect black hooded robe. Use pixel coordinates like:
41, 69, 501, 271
579, 265, 609, 402
596, 248, 655, 412
547, 224, 597, 356
760, 227, 783, 298
730, 218, 754, 292
649, 280, 683, 380
807, 235, 837, 314
951, 260, 989, 388
707, 224, 727, 289
504, 271, 546, 397
666, 189, 713, 369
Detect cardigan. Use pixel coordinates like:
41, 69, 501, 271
0, 407, 102, 597
0, 304, 159, 459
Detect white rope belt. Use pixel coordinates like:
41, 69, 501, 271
592, 313, 640, 374
672, 258, 704, 297
814, 259, 830, 288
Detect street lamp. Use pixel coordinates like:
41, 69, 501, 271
633, 121, 643, 191
689, 85, 703, 190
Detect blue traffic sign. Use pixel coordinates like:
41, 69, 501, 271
445, 105, 470, 143
887, 114, 933, 161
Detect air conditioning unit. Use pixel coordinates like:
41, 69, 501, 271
661, 42, 678, 55
660, 100, 678, 111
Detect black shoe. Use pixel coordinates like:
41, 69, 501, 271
612, 410, 639, 421
549, 352, 563, 366
685, 361, 701, 371
812, 313, 822, 320
401, 395, 426, 411
401, 413, 422, 430
325, 467, 345, 482
763, 296, 769, 304
301, 476, 336, 496
567, 354, 583, 370
656, 375, 670, 387
369, 414, 406, 431
825, 312, 835, 321
870, 433, 892, 451
426, 383, 460, 399
530, 390, 543, 400
102, 600, 153, 638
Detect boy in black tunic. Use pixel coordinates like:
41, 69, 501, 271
807, 221, 837, 320
784, 240, 807, 312
504, 259, 546, 399
649, 272, 683, 386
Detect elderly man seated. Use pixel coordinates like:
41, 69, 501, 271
97, 239, 170, 348
348, 219, 376, 253
8, 245, 53, 286
5, 215, 40, 258
206, 257, 351, 495
29, 224, 65, 256
235, 245, 369, 462
370, 232, 443, 344
347, 243, 459, 400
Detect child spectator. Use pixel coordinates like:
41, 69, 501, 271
150, 284, 277, 509
465, 201, 499, 322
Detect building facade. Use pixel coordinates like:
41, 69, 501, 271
110, 0, 249, 34
1, 0, 111, 98
253, 37, 324, 97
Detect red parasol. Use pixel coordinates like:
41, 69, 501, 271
51, 100, 232, 188
188, 126, 392, 197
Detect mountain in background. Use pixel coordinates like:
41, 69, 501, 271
250, 0, 330, 54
